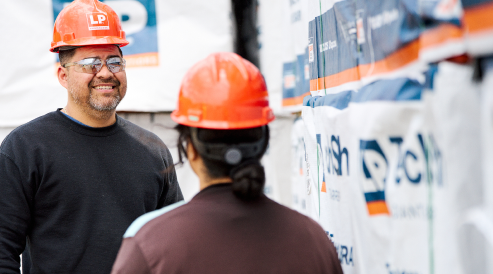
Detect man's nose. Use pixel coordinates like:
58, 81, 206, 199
96, 63, 114, 78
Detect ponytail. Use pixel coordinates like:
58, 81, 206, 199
230, 160, 265, 201
175, 124, 269, 201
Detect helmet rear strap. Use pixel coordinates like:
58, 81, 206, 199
189, 127, 267, 165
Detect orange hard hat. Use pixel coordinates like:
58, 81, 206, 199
50, 0, 129, 52
171, 52, 275, 129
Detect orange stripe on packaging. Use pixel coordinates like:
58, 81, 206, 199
359, 40, 420, 77
308, 39, 420, 93
283, 92, 311, 106
310, 78, 325, 92
323, 67, 360, 89
420, 23, 464, 50
463, 1, 493, 34
366, 200, 390, 215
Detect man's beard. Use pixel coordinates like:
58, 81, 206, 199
69, 78, 124, 113
88, 90, 121, 111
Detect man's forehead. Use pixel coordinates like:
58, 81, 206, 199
73, 45, 121, 58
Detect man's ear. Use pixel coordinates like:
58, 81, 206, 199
57, 66, 69, 89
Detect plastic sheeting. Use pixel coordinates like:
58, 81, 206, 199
302, 80, 428, 274
0, 0, 233, 127
295, 62, 492, 273
265, 0, 493, 110
308, 0, 426, 96
288, 0, 493, 272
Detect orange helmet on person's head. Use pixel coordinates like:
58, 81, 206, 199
171, 52, 275, 129
50, 0, 129, 52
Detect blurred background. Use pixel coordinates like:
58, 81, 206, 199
2, 0, 493, 273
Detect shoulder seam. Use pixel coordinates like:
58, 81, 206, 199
0, 152, 22, 174
0, 152, 25, 186
133, 238, 153, 274
0, 151, 15, 163
123, 200, 187, 238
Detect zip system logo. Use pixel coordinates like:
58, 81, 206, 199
360, 140, 390, 215
359, 134, 443, 216
86, 11, 109, 30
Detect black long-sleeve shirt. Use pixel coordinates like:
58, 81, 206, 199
0, 110, 183, 273
112, 184, 343, 274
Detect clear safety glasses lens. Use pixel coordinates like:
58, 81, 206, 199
105, 57, 126, 73
77, 58, 102, 74
65, 57, 126, 74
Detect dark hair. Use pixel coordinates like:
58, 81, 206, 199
58, 46, 123, 66
176, 124, 269, 201
58, 48, 77, 66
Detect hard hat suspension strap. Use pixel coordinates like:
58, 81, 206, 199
189, 127, 267, 165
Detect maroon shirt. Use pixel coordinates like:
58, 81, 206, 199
112, 184, 343, 274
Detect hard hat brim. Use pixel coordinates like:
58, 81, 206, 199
50, 36, 129, 53
171, 107, 275, 130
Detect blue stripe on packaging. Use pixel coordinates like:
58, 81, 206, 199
304, 78, 423, 109
364, 191, 386, 202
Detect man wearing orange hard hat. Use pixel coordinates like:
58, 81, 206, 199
0, 0, 183, 273
111, 52, 343, 274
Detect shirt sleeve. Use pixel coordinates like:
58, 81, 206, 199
324, 236, 344, 274
0, 153, 32, 273
111, 237, 151, 274
158, 148, 184, 208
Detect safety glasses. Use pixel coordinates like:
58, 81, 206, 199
62, 57, 126, 74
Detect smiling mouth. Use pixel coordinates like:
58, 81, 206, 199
93, 85, 116, 91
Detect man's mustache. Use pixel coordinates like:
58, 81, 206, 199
90, 79, 120, 87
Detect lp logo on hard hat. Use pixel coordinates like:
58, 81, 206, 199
86, 12, 110, 30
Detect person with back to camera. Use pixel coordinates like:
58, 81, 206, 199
111, 52, 344, 274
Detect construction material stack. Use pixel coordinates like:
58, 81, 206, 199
258, 0, 493, 273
